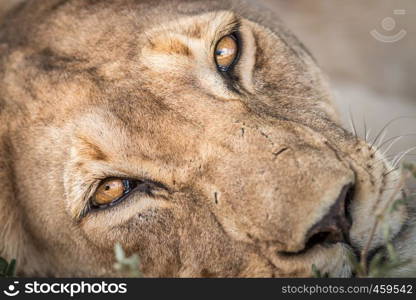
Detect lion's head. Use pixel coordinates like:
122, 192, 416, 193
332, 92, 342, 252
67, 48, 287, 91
0, 0, 413, 277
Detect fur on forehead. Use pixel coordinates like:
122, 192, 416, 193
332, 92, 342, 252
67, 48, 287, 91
144, 11, 240, 50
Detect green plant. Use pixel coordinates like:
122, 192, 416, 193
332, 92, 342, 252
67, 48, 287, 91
312, 264, 329, 278
348, 223, 412, 278
0, 257, 16, 277
403, 163, 416, 178
113, 243, 142, 277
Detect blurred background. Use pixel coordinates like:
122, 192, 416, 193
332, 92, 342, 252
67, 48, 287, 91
1, 0, 415, 167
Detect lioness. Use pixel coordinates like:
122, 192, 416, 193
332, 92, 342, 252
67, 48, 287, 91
0, 0, 414, 277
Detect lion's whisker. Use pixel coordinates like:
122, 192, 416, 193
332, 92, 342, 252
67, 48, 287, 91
376, 130, 388, 149
348, 106, 358, 139
371, 116, 416, 149
381, 136, 403, 156
392, 147, 416, 168
372, 152, 416, 167
383, 167, 400, 177
384, 153, 416, 159
363, 115, 368, 142
377, 134, 416, 151
365, 128, 372, 143
374, 153, 416, 164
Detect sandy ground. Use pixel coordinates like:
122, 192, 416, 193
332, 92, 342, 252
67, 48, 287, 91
1, 0, 415, 168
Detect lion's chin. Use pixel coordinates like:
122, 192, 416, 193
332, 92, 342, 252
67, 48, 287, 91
312, 243, 354, 277
269, 242, 352, 277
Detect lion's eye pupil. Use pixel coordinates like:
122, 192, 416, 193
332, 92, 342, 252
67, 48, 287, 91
214, 35, 238, 71
92, 179, 127, 207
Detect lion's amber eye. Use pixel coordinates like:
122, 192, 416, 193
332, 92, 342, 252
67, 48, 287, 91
92, 179, 127, 207
214, 35, 238, 71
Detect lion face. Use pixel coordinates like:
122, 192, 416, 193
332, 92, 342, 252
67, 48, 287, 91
0, 0, 409, 277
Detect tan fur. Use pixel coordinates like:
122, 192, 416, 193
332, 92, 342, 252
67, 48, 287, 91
0, 0, 413, 277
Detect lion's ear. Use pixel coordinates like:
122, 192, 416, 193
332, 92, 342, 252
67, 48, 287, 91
0, 115, 44, 276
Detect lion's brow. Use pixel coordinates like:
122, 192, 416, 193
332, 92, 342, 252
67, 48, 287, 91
144, 11, 240, 58
76, 136, 108, 161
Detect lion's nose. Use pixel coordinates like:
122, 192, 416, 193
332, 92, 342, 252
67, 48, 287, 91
303, 184, 354, 250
